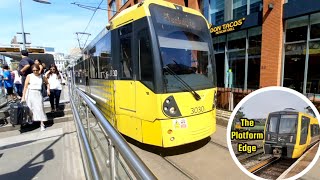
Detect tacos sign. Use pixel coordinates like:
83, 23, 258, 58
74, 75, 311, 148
210, 18, 246, 35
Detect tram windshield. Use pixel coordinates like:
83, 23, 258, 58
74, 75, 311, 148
267, 114, 298, 134
278, 115, 298, 134
150, 4, 216, 93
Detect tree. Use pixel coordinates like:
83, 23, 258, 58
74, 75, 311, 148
235, 107, 246, 120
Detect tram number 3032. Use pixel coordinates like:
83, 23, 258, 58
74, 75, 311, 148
191, 106, 205, 114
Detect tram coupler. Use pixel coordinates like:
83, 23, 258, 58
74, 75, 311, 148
273, 147, 282, 157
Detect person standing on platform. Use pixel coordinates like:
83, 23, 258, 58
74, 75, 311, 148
18, 50, 34, 90
13, 67, 22, 98
34, 59, 44, 74
3, 65, 15, 101
42, 62, 48, 74
45, 64, 65, 112
0, 66, 4, 96
22, 64, 50, 131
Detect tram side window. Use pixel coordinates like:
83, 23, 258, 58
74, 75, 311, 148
268, 117, 278, 133
138, 28, 154, 90
301, 116, 309, 135
90, 56, 98, 79
312, 124, 320, 137
120, 37, 132, 79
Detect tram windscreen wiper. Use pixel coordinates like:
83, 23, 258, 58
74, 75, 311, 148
164, 66, 201, 101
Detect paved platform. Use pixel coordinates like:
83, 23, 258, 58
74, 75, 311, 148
0, 120, 85, 180
0, 86, 85, 180
280, 142, 320, 179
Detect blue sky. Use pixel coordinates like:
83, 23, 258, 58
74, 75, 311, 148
0, 0, 108, 54
240, 90, 311, 119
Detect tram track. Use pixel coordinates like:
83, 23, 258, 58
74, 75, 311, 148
162, 157, 197, 180
129, 125, 250, 179
237, 148, 264, 163
209, 140, 229, 150
248, 157, 296, 179
160, 140, 229, 180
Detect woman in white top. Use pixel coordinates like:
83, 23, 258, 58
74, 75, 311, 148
13, 68, 22, 97
22, 64, 50, 131
45, 64, 65, 112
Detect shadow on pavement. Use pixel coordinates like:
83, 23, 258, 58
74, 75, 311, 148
125, 135, 211, 156
0, 131, 73, 180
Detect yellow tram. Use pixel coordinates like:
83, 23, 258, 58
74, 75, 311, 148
264, 110, 320, 158
74, 0, 217, 147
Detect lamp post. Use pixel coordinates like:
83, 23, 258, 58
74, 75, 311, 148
19, 0, 51, 50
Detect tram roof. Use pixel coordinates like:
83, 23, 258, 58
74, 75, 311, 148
110, 0, 206, 29
83, 0, 208, 53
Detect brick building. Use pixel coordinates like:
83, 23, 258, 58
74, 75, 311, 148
108, 0, 320, 109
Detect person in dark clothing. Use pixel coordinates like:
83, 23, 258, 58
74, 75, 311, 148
18, 50, 34, 90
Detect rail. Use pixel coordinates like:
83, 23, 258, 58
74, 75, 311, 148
68, 81, 156, 180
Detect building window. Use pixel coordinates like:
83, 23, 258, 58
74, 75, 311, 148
213, 35, 226, 87
286, 16, 308, 42
227, 30, 246, 88
283, 13, 320, 94
213, 35, 226, 53
250, 0, 262, 14
111, 0, 116, 17
227, 50, 245, 88
247, 26, 261, 89
233, 0, 247, 20
215, 53, 225, 87
210, 0, 224, 25
227, 30, 246, 50
310, 13, 320, 39
283, 43, 306, 92
307, 41, 320, 94
121, 0, 127, 6
214, 27, 261, 89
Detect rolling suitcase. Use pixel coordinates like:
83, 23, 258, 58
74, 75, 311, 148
9, 102, 22, 125
9, 101, 30, 125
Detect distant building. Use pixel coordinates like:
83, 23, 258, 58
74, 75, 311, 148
52, 53, 66, 71
68, 48, 82, 66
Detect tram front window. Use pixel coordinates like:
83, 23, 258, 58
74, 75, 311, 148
278, 115, 297, 134
159, 32, 214, 93
150, 4, 216, 93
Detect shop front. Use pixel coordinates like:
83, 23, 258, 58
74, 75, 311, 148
282, 0, 320, 96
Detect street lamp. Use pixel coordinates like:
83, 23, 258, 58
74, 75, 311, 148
19, 0, 51, 50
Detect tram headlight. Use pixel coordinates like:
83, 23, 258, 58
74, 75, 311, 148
169, 107, 176, 114
162, 96, 181, 117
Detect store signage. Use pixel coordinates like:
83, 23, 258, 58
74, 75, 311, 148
0, 47, 20, 52
210, 18, 246, 35
27, 48, 45, 53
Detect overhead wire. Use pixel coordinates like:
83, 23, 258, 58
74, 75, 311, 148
77, 0, 105, 50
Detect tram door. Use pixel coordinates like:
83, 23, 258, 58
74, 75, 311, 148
117, 28, 136, 113
299, 116, 310, 145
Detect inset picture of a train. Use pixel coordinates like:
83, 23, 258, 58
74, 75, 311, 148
264, 110, 320, 158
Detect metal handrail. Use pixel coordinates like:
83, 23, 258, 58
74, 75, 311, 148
75, 88, 156, 180
69, 85, 100, 180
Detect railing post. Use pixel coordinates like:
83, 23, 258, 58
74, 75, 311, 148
86, 105, 90, 140
108, 139, 116, 180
